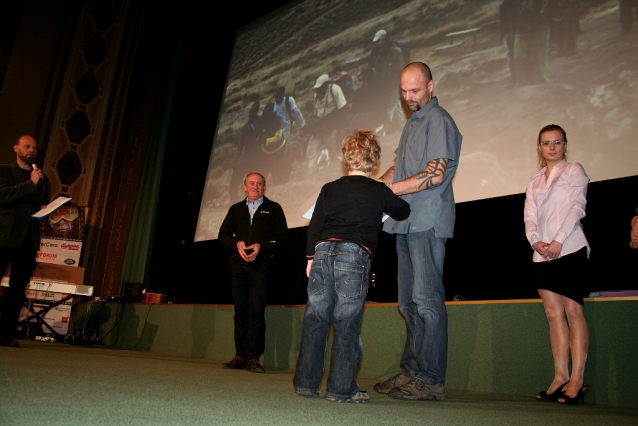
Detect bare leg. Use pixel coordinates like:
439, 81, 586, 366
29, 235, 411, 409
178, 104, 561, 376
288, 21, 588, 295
558, 296, 589, 400
538, 289, 570, 394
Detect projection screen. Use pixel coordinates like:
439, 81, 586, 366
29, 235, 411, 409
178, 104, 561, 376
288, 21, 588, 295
196, 0, 638, 241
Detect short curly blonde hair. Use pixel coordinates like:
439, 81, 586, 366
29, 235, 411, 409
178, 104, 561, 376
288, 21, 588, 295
342, 130, 381, 173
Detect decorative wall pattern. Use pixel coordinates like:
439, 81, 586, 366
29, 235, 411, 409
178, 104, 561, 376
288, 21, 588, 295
38, 0, 143, 294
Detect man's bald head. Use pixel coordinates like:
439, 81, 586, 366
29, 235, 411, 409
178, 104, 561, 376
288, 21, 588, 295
14, 135, 38, 169
15, 135, 36, 147
403, 62, 432, 82
401, 62, 435, 112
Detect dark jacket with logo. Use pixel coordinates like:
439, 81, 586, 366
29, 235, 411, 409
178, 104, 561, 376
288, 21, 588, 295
0, 162, 49, 248
218, 196, 288, 264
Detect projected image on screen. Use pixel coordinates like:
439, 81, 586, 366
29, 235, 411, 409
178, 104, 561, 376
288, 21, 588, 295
196, 0, 638, 241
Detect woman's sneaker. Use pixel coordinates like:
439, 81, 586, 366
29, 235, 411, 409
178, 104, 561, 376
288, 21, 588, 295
326, 390, 370, 403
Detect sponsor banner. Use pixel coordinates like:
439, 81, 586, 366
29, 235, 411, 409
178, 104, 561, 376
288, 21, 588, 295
36, 238, 82, 266
25, 290, 72, 302
20, 303, 72, 335
36, 206, 87, 266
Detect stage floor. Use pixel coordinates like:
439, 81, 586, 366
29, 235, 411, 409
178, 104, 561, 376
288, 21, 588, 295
1, 340, 637, 425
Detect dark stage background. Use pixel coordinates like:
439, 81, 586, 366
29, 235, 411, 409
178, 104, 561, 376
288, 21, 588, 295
147, 1, 637, 304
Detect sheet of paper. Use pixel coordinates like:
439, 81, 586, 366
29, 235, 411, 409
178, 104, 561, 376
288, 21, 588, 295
304, 204, 391, 222
31, 196, 73, 220
303, 205, 315, 220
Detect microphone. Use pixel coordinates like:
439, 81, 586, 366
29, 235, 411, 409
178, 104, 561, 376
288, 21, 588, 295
26, 157, 38, 170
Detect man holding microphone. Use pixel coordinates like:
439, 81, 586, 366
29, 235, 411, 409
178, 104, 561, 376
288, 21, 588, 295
0, 135, 49, 347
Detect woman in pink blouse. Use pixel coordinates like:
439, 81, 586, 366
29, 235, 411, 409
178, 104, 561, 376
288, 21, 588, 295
524, 124, 590, 405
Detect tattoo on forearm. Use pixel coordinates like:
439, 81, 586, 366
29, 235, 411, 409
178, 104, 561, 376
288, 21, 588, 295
416, 158, 448, 190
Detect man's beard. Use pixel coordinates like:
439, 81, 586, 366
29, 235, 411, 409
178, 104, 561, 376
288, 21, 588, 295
18, 154, 33, 164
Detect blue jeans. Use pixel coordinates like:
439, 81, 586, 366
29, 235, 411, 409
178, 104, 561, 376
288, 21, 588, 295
397, 229, 448, 385
293, 241, 370, 400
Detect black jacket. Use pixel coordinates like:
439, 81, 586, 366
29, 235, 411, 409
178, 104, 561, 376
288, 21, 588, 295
0, 162, 49, 248
307, 176, 410, 258
218, 196, 288, 263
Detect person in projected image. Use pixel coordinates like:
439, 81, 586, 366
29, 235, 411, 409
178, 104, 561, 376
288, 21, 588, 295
499, 0, 550, 86
272, 86, 305, 145
229, 101, 266, 203
367, 29, 407, 134
218, 172, 288, 374
309, 73, 348, 168
270, 86, 306, 165
347, 67, 386, 133
619, 0, 638, 35
524, 124, 591, 405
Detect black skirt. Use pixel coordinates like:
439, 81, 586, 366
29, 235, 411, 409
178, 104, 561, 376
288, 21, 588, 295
535, 246, 588, 305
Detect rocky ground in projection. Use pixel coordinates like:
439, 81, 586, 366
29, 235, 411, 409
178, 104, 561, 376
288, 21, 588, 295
197, 0, 637, 240
441, 1, 638, 203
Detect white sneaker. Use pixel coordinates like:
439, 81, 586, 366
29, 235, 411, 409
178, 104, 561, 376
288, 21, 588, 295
326, 390, 370, 403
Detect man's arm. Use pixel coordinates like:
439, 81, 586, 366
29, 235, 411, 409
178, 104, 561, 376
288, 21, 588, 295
379, 165, 395, 186
218, 206, 239, 250
630, 213, 638, 249
383, 158, 450, 196
0, 166, 38, 204
252, 203, 289, 255
219, 206, 255, 261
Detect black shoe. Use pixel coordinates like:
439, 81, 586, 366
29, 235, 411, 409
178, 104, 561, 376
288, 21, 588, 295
559, 385, 589, 405
245, 358, 265, 373
0, 339, 19, 347
222, 356, 246, 369
537, 380, 569, 402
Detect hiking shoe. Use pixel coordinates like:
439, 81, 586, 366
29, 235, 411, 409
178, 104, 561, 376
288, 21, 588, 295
0, 339, 19, 347
245, 358, 265, 373
373, 373, 411, 394
326, 390, 370, 404
222, 356, 246, 369
389, 378, 444, 401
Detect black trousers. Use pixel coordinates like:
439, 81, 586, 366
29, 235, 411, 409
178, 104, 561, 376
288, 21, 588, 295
0, 236, 37, 340
230, 261, 271, 360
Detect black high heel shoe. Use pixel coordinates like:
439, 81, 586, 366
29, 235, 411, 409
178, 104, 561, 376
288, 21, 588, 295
559, 385, 589, 405
537, 380, 569, 402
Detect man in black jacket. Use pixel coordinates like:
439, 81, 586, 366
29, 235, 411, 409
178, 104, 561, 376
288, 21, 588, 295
218, 172, 288, 373
0, 135, 49, 347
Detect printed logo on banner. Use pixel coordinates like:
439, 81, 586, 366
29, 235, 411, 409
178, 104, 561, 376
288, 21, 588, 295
36, 206, 87, 266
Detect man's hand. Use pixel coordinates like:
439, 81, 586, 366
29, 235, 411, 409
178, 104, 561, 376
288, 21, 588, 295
237, 241, 261, 262
631, 216, 638, 249
306, 259, 312, 278
31, 168, 43, 185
